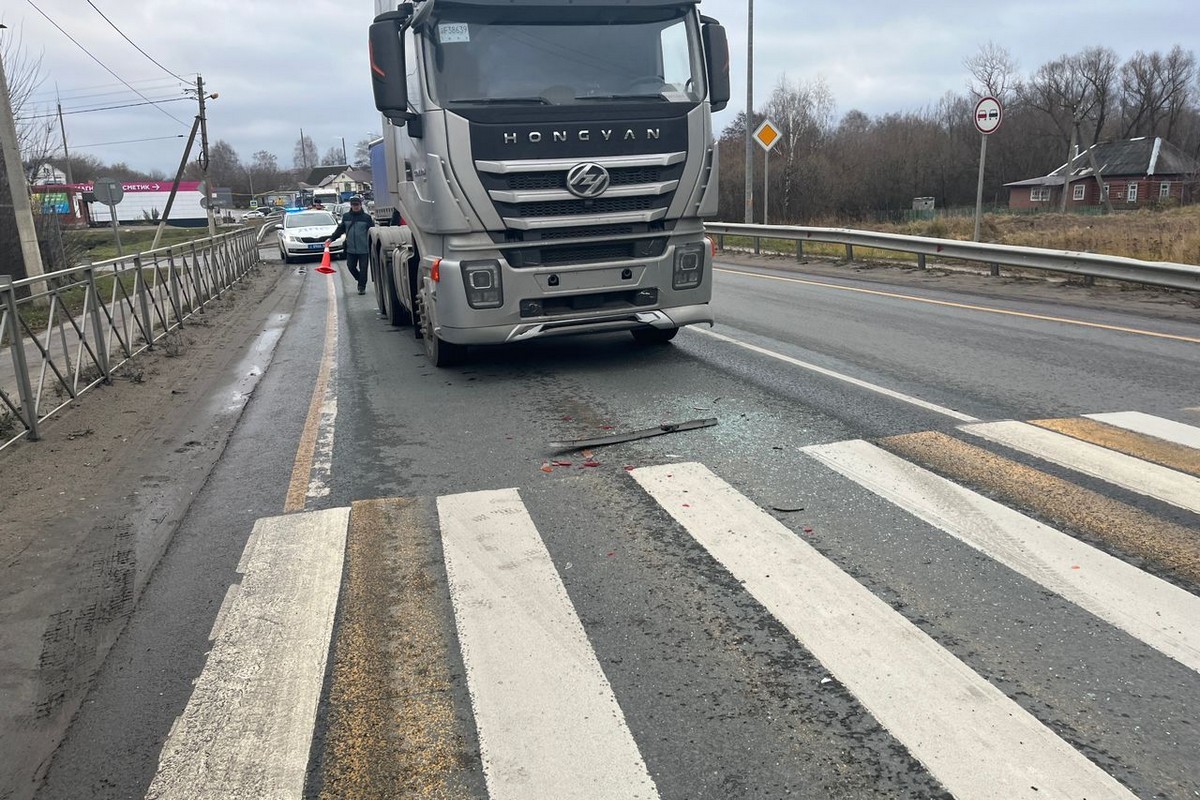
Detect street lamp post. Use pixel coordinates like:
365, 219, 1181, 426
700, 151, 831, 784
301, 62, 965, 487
743, 0, 754, 223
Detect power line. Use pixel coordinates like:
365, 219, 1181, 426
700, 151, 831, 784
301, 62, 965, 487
30, 77, 192, 104
74, 133, 186, 149
16, 95, 191, 120
25, 0, 189, 127
85, 0, 189, 83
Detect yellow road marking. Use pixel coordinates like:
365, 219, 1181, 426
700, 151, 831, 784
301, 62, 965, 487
285, 278, 338, 513
1031, 418, 1200, 477
714, 266, 1200, 344
878, 431, 1200, 584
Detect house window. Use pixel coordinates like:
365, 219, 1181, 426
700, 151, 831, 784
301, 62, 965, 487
1031, 187, 1050, 202
1073, 184, 1086, 201
1127, 182, 1138, 202
1160, 181, 1171, 199
1102, 183, 1110, 198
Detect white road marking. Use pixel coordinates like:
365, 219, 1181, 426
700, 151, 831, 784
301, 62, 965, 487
962, 420, 1200, 514
1083, 411, 1200, 450
804, 439, 1200, 674
631, 462, 1136, 800
146, 507, 351, 800
689, 326, 980, 422
438, 489, 658, 800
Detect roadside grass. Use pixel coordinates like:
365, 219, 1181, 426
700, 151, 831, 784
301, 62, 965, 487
717, 206, 1200, 272
70, 226, 219, 264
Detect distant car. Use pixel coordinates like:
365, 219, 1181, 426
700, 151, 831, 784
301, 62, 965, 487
241, 209, 267, 221
276, 209, 343, 263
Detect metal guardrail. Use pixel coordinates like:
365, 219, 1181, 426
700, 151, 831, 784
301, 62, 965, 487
1, 228, 260, 450
705, 223, 1200, 292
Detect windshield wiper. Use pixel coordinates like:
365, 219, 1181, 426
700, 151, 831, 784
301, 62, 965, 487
452, 96, 551, 105
575, 94, 668, 102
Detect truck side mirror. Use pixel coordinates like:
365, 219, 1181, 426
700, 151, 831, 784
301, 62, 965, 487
369, 18, 411, 125
702, 23, 731, 112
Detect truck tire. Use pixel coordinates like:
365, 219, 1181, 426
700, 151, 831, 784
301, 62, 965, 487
382, 260, 411, 327
370, 241, 387, 313
631, 327, 678, 344
417, 289, 466, 367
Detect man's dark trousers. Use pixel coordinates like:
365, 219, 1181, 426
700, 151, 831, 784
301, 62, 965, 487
346, 253, 368, 292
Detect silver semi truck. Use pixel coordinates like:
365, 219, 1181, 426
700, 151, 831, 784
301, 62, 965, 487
367, 0, 730, 365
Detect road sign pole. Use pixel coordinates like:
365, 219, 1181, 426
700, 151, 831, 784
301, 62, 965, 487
108, 201, 123, 255
970, 96, 1003, 243
973, 134, 987, 243
764, 149, 770, 226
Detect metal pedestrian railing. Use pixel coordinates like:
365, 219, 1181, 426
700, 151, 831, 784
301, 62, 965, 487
705, 223, 1200, 292
1, 228, 260, 450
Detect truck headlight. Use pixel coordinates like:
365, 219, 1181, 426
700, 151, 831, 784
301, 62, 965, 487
463, 260, 503, 309
672, 242, 705, 290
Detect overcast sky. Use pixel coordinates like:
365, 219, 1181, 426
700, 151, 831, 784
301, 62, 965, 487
2, 0, 1194, 180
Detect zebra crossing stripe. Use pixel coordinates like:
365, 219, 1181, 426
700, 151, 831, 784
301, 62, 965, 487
961, 420, 1200, 514
631, 462, 1137, 800
438, 489, 659, 800
804, 439, 1200, 674
146, 507, 351, 800
1083, 411, 1200, 450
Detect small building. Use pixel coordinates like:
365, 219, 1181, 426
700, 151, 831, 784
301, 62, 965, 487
1005, 137, 1197, 210
316, 167, 373, 201
30, 184, 93, 227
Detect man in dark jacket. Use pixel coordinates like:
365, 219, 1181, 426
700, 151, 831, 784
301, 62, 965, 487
325, 196, 374, 294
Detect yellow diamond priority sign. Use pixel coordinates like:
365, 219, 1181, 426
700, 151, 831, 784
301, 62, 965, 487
753, 119, 780, 152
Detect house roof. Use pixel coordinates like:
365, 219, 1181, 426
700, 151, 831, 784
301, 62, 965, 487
1004, 137, 1199, 187
301, 165, 350, 187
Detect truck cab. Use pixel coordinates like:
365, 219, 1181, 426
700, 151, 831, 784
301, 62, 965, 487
368, 0, 729, 365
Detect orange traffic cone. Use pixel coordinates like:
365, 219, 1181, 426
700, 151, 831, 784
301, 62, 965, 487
315, 243, 336, 274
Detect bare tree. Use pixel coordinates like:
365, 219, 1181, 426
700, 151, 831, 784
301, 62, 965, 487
964, 41, 1020, 104
3, 24, 61, 190
353, 136, 376, 166
763, 74, 834, 221
1120, 46, 1196, 140
293, 134, 318, 171
320, 145, 343, 166
1022, 47, 1119, 148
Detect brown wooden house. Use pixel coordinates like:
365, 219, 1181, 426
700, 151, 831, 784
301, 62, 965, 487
1005, 137, 1197, 210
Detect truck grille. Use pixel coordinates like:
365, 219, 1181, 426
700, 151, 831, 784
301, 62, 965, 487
475, 152, 688, 233
501, 166, 667, 192
506, 238, 668, 268
516, 196, 657, 218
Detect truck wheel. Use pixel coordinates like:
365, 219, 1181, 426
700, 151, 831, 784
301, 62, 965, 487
417, 290, 466, 367
370, 244, 386, 313
382, 257, 411, 327
631, 327, 678, 344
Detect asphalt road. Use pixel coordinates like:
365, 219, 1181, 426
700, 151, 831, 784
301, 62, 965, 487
30, 252, 1200, 799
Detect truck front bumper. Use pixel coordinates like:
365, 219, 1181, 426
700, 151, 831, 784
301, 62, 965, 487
437, 304, 713, 345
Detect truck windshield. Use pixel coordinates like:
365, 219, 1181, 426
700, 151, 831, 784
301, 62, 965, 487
427, 7, 704, 107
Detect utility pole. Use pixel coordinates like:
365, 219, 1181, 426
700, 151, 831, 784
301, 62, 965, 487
299, 127, 309, 170
56, 101, 73, 184
0, 32, 48, 292
196, 75, 217, 237
743, 0, 754, 223
341, 136, 348, 165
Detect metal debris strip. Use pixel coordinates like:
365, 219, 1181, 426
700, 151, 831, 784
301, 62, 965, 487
549, 418, 717, 452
